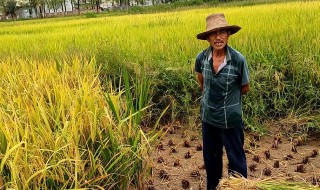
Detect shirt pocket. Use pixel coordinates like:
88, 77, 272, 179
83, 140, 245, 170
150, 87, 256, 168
220, 73, 238, 85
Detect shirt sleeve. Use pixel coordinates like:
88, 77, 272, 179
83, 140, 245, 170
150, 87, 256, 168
241, 58, 250, 85
195, 51, 204, 73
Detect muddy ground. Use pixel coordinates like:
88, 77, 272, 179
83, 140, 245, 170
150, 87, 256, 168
146, 122, 320, 190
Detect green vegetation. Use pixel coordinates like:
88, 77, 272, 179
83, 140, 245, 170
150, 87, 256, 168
0, 0, 17, 18
259, 181, 320, 190
0, 0, 319, 189
2, 1, 319, 128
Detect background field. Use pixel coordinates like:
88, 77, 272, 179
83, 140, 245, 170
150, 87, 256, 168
0, 0, 319, 189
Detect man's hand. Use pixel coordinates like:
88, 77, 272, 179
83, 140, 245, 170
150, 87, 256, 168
197, 72, 204, 92
241, 83, 250, 95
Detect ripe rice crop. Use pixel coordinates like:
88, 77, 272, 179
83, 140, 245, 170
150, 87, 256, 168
0, 0, 319, 188
0, 58, 160, 189
2, 1, 318, 125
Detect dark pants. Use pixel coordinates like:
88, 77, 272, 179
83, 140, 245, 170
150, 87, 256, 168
202, 121, 247, 190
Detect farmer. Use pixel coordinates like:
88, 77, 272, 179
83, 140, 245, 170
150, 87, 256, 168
195, 13, 249, 189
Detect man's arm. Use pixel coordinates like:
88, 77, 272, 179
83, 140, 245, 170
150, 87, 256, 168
197, 72, 204, 92
240, 56, 249, 95
241, 83, 249, 95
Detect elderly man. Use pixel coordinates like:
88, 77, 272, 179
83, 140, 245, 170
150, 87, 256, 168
195, 13, 249, 189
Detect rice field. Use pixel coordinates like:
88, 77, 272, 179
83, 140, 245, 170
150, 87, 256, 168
0, 0, 319, 189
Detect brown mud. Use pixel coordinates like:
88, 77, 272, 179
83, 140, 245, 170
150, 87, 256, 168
146, 122, 320, 190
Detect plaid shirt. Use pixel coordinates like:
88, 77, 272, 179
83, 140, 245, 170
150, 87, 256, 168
195, 45, 249, 128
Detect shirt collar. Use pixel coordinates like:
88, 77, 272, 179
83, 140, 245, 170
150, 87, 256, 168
226, 46, 231, 62
218, 56, 227, 73
206, 45, 231, 62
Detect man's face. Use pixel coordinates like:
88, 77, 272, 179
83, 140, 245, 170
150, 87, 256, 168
207, 29, 230, 51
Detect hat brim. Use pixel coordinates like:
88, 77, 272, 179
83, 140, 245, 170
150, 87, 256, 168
196, 25, 241, 40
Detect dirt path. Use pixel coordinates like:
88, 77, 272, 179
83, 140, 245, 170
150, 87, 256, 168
147, 123, 320, 190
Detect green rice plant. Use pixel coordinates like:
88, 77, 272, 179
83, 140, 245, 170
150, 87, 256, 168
258, 181, 320, 190
0, 130, 6, 154
0, 1, 319, 189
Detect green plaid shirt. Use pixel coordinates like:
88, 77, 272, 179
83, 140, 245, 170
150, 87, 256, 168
195, 45, 249, 128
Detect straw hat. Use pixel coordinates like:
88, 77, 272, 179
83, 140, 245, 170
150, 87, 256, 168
196, 13, 241, 40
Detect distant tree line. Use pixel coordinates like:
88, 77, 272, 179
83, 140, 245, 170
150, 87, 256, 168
0, 0, 126, 18
0, 0, 17, 18
0, 0, 102, 18
0, 0, 235, 19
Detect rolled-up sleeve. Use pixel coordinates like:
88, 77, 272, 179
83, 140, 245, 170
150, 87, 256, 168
240, 58, 249, 85
195, 51, 204, 73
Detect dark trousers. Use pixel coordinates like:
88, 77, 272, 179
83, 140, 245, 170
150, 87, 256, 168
202, 121, 247, 190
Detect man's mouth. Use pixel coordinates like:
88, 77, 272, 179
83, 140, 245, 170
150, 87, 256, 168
214, 41, 224, 46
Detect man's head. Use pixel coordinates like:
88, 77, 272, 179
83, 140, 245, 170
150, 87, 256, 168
207, 29, 231, 51
196, 13, 241, 49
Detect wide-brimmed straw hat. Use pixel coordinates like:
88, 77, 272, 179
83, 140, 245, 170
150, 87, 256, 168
196, 13, 241, 40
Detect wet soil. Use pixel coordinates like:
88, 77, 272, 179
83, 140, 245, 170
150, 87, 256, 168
146, 123, 320, 190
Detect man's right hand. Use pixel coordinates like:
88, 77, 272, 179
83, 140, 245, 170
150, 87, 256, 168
197, 72, 204, 92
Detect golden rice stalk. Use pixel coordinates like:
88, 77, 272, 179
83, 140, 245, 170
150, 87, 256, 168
217, 175, 318, 190
217, 175, 262, 190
